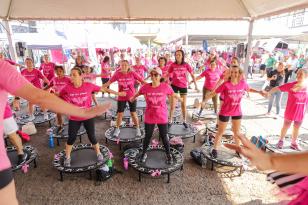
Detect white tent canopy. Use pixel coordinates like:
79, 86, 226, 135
1, 0, 308, 20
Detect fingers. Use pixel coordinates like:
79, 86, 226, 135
224, 144, 241, 153
237, 134, 256, 150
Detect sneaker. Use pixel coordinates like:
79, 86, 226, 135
211, 149, 218, 159
183, 122, 188, 129
97, 153, 104, 162
56, 126, 64, 135
290, 142, 302, 151
44, 113, 49, 120
136, 128, 142, 137
166, 154, 173, 165
64, 157, 71, 167
28, 114, 35, 121
17, 153, 27, 165
113, 128, 120, 137
276, 140, 284, 149
168, 122, 172, 129
140, 153, 147, 163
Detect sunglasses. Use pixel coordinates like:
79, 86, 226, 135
231, 65, 238, 68
150, 73, 159, 77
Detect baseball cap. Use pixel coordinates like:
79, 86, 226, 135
149, 67, 162, 76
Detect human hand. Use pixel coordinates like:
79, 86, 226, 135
118, 92, 126, 97
82, 101, 112, 118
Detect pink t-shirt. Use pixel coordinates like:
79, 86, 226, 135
59, 82, 101, 121
109, 71, 143, 101
132, 65, 147, 79
40, 62, 56, 81
5, 59, 17, 66
82, 73, 97, 84
21, 68, 45, 89
160, 66, 168, 78
4, 102, 13, 119
139, 83, 174, 124
168, 63, 193, 88
0, 60, 28, 171
52, 76, 71, 93
279, 82, 308, 122
101, 62, 111, 78
200, 68, 222, 90
216, 80, 249, 116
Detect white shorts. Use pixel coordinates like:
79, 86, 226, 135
3, 117, 19, 136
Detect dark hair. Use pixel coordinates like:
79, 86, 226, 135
175, 50, 185, 65
158, 57, 167, 66
103, 56, 110, 63
55, 65, 65, 72
71, 67, 83, 76
82, 65, 94, 73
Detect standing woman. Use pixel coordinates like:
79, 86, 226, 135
204, 66, 264, 158
132, 56, 147, 90
59, 67, 122, 166
268, 69, 308, 150
168, 49, 198, 128
103, 60, 146, 137
130, 67, 182, 164
39, 54, 56, 83
100, 56, 112, 97
266, 62, 285, 118
21, 58, 50, 121
158, 57, 169, 82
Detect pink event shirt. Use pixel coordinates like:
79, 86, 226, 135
101, 62, 111, 78
132, 65, 147, 79
52, 76, 71, 93
21, 68, 45, 89
216, 80, 249, 116
279, 82, 308, 122
199, 68, 222, 90
139, 83, 174, 124
109, 71, 143, 101
4, 102, 13, 119
0, 60, 28, 171
59, 82, 101, 121
168, 63, 193, 88
82, 73, 97, 84
40, 62, 56, 81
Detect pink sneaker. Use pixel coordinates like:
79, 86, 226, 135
290, 142, 302, 151
276, 140, 284, 149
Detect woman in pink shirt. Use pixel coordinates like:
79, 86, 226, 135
60, 67, 122, 167
0, 60, 112, 205
268, 69, 308, 150
168, 49, 198, 128
82, 65, 100, 106
103, 60, 146, 138
204, 65, 263, 158
21, 58, 50, 121
158, 57, 169, 82
130, 67, 182, 164
100, 56, 112, 97
132, 56, 147, 90
39, 54, 56, 82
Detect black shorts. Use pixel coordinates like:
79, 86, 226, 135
117, 101, 137, 113
101, 78, 110, 84
260, 64, 266, 71
171, 84, 187, 95
0, 168, 13, 189
219, 115, 242, 122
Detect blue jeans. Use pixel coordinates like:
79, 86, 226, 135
267, 91, 282, 114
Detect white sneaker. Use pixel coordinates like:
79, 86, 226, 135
136, 128, 142, 137
113, 128, 120, 137
28, 114, 35, 121
44, 113, 49, 120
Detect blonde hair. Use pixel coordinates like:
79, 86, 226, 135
292, 69, 308, 92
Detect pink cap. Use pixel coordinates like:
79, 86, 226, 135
149, 67, 162, 76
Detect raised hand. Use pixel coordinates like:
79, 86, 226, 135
82, 101, 112, 118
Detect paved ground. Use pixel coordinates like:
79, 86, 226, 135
11, 74, 307, 205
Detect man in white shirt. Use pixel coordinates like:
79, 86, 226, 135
285, 53, 298, 83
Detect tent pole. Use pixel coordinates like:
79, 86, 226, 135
3, 20, 17, 62
244, 19, 254, 77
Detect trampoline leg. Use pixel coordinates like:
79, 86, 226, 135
167, 174, 170, 183
239, 166, 243, 176
89, 171, 92, 180
119, 142, 122, 150
59, 172, 63, 181
104, 113, 107, 119
33, 159, 37, 168
105, 138, 108, 144
193, 135, 196, 143
138, 172, 141, 182
181, 165, 184, 170
57, 139, 60, 146
211, 161, 214, 171
79, 135, 82, 143
48, 120, 52, 127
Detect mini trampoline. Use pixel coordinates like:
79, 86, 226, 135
206, 120, 246, 138
200, 144, 243, 176
50, 125, 87, 146
172, 109, 181, 121
7, 145, 38, 172
168, 122, 198, 143
111, 109, 143, 122
53, 144, 110, 181
265, 135, 308, 153
124, 145, 184, 183
16, 112, 56, 126
191, 109, 217, 120
105, 125, 145, 149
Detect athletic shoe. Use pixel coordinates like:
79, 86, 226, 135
28, 114, 35, 121
183, 122, 188, 129
44, 113, 49, 120
140, 153, 147, 163
56, 126, 64, 135
168, 122, 172, 129
64, 157, 71, 167
211, 149, 218, 159
166, 154, 173, 165
276, 140, 284, 149
113, 128, 120, 137
97, 153, 104, 162
136, 128, 142, 137
290, 142, 302, 151
17, 153, 27, 165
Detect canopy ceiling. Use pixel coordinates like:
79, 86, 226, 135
1, 0, 308, 21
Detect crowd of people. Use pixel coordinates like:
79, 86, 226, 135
0, 47, 308, 204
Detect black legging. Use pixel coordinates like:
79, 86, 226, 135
284, 70, 293, 83
67, 118, 97, 145
142, 123, 170, 156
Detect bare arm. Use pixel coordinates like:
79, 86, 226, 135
190, 73, 198, 90
130, 92, 142, 102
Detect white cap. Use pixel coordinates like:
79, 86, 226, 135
149, 67, 162, 76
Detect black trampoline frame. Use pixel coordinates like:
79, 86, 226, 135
168, 121, 198, 143
50, 125, 87, 146
7, 145, 38, 172
16, 111, 56, 127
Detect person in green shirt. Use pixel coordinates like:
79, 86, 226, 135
265, 53, 277, 75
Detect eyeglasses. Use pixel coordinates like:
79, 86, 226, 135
231, 65, 238, 68
150, 73, 159, 77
